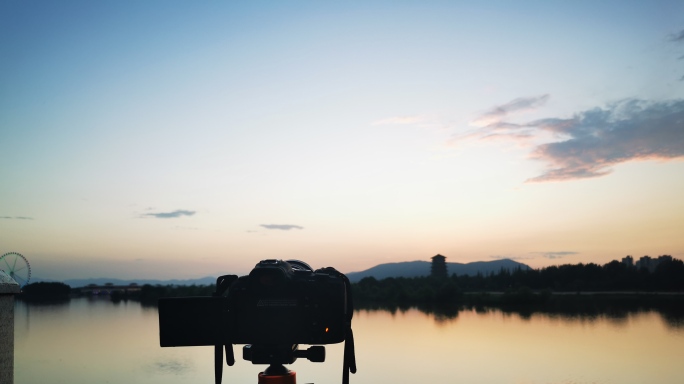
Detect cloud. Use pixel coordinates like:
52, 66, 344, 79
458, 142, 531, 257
667, 30, 684, 80
667, 29, 684, 43
465, 97, 684, 182
1, 216, 34, 220
525, 99, 684, 182
260, 224, 304, 230
533, 251, 578, 259
142, 210, 196, 219
471, 94, 550, 127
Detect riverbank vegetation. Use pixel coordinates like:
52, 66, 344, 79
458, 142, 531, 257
19, 282, 71, 300
130, 257, 684, 308
352, 257, 684, 305
19, 257, 683, 310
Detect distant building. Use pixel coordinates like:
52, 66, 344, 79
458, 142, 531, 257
431, 254, 448, 279
636, 256, 653, 271
635, 255, 672, 273
622, 255, 634, 267
659, 255, 673, 263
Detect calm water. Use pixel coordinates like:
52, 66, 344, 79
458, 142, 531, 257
14, 297, 684, 384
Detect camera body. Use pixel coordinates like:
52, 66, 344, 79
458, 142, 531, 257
159, 259, 349, 347
230, 259, 347, 345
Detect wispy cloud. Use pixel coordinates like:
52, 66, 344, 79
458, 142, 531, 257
532, 251, 578, 259
526, 99, 684, 182
142, 210, 196, 219
668, 29, 684, 80
464, 97, 684, 182
260, 224, 304, 230
1, 216, 34, 220
667, 29, 684, 43
471, 94, 550, 127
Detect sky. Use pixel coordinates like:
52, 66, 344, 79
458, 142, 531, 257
1, 0, 683, 281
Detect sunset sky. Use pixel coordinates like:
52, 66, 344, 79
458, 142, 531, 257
2, 1, 683, 281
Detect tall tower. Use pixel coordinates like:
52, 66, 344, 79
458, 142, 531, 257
431, 254, 447, 279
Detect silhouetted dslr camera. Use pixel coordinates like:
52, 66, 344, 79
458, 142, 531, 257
158, 259, 356, 384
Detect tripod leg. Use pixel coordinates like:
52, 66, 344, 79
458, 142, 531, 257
215, 344, 223, 384
226, 344, 235, 366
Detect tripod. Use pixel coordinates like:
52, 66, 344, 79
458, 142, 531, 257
248, 344, 324, 384
211, 268, 356, 384
215, 344, 326, 384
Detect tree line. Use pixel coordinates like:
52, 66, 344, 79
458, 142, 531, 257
19, 282, 71, 299
17, 256, 683, 305
352, 256, 684, 304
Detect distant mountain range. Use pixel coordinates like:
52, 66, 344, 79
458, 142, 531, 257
34, 259, 531, 287
345, 259, 531, 283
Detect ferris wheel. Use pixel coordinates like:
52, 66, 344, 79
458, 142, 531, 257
0, 252, 31, 287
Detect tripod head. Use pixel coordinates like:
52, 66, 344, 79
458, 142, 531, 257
240, 344, 325, 384
243, 344, 326, 365
214, 344, 325, 384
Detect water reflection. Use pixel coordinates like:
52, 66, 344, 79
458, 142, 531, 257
356, 302, 458, 320
145, 356, 195, 375
659, 307, 684, 331
353, 304, 684, 384
14, 297, 684, 384
357, 295, 684, 331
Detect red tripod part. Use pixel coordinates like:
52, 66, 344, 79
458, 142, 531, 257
257, 363, 297, 384
258, 370, 296, 384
